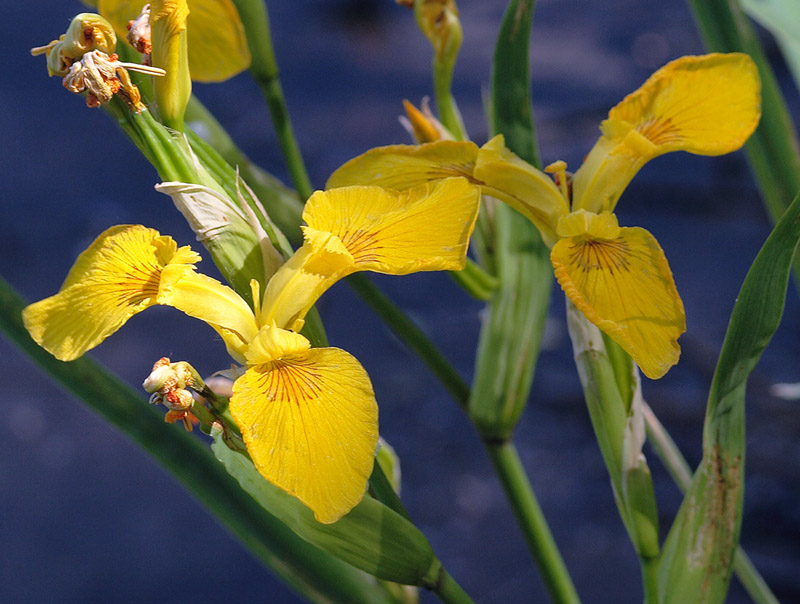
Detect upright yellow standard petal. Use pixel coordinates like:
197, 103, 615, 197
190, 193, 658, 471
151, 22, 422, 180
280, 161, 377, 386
22, 225, 200, 361
304, 178, 481, 274
98, 0, 250, 82
473, 135, 568, 246
230, 326, 379, 524
326, 140, 479, 190
550, 211, 685, 379
572, 53, 761, 212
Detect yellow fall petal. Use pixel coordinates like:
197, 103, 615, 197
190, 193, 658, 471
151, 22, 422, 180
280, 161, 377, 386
304, 178, 481, 274
572, 53, 761, 212
474, 135, 568, 246
326, 140, 479, 190
98, 0, 250, 82
230, 326, 379, 524
551, 211, 685, 379
22, 225, 200, 361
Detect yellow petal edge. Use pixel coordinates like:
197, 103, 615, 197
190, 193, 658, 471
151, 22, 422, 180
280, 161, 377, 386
231, 326, 379, 524
551, 213, 686, 379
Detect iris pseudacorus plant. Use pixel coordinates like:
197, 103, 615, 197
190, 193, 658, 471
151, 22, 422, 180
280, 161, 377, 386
328, 53, 762, 379
22, 178, 480, 523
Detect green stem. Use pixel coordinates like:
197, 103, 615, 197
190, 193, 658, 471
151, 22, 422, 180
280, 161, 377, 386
231, 0, 313, 199
434, 61, 466, 141
432, 569, 476, 604
345, 273, 471, 407
642, 404, 780, 604
484, 441, 581, 604
0, 275, 399, 604
450, 258, 498, 301
642, 556, 660, 604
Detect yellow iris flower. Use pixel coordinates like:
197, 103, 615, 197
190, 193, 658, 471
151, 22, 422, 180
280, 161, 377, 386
23, 178, 480, 523
327, 53, 762, 379
98, 0, 250, 82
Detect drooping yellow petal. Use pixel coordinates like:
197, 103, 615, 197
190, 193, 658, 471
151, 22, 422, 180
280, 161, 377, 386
158, 268, 258, 362
572, 53, 761, 213
22, 225, 200, 361
98, 0, 251, 82
150, 0, 191, 128
304, 178, 480, 274
326, 140, 479, 190
474, 135, 569, 246
550, 211, 685, 379
230, 325, 379, 524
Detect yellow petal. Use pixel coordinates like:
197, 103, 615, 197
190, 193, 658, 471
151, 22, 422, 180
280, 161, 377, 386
572, 53, 761, 213
551, 212, 685, 379
158, 268, 258, 362
326, 140, 479, 190
22, 225, 200, 361
474, 135, 568, 247
230, 327, 379, 524
304, 178, 480, 274
98, 0, 250, 82
260, 228, 355, 332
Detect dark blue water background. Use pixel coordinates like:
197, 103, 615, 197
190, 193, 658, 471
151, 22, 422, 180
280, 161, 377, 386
2, 1, 799, 603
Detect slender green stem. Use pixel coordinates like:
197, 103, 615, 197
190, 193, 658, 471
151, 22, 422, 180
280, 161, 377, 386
642, 556, 660, 604
345, 273, 471, 407
642, 403, 780, 604
484, 441, 581, 604
450, 258, 498, 301
231, 0, 313, 199
432, 569, 476, 604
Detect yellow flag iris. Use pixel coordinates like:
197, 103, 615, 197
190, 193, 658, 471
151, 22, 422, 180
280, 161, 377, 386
98, 0, 250, 82
327, 53, 761, 379
23, 178, 480, 523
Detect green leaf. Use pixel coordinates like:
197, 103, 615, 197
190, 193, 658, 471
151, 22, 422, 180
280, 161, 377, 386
211, 428, 441, 587
658, 190, 800, 604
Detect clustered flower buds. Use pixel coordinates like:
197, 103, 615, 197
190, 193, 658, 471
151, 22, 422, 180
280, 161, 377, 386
143, 357, 197, 431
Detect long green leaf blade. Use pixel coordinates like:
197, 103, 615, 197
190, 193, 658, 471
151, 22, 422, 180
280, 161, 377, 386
658, 190, 800, 604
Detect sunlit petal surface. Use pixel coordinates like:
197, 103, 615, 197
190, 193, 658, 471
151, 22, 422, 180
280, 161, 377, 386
22, 225, 199, 361
326, 140, 479, 189
551, 217, 685, 379
609, 53, 761, 156
98, 0, 250, 81
231, 327, 378, 524
305, 178, 480, 274
572, 53, 761, 213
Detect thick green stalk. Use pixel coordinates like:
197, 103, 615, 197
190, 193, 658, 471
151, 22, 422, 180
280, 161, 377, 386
484, 442, 581, 604
687, 0, 800, 288
642, 404, 780, 604
432, 569, 476, 604
230, 0, 313, 199
0, 275, 400, 604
